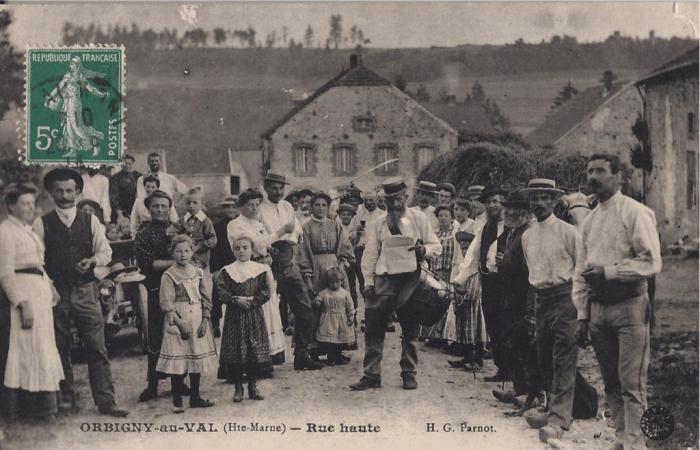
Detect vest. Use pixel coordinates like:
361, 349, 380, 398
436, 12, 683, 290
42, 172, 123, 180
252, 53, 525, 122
42, 210, 95, 288
479, 219, 509, 273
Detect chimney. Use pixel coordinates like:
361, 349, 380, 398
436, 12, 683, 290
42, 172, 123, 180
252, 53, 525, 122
350, 54, 359, 68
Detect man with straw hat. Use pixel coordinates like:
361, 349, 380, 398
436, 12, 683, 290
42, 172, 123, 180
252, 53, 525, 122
520, 178, 583, 442
350, 177, 441, 391
411, 181, 439, 231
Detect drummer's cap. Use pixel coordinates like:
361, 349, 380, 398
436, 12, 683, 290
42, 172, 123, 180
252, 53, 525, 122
381, 177, 407, 198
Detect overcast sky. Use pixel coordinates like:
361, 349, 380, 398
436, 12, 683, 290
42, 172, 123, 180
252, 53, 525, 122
5, 2, 698, 49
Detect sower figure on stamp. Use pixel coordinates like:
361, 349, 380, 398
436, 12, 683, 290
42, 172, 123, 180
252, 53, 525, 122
350, 177, 441, 391
519, 179, 584, 441
258, 172, 323, 371
575, 154, 661, 450
33, 168, 128, 417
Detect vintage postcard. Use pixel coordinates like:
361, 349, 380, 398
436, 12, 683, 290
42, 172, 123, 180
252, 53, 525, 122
0, 2, 697, 450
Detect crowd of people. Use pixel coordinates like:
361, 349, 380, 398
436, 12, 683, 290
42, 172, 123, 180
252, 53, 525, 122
0, 152, 662, 450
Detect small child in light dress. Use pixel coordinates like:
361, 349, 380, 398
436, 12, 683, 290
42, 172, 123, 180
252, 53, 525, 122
314, 268, 356, 365
156, 235, 218, 413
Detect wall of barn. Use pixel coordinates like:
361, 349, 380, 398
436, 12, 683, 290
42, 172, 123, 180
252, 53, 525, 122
643, 73, 699, 246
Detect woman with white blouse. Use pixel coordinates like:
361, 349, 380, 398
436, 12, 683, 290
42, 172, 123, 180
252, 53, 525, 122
0, 183, 63, 421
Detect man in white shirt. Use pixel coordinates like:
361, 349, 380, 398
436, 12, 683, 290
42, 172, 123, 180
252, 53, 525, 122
258, 172, 322, 371
135, 152, 188, 204
520, 178, 584, 442
34, 168, 128, 418
462, 185, 488, 228
453, 186, 509, 382
575, 154, 662, 450
411, 180, 438, 231
80, 168, 111, 224
351, 177, 441, 391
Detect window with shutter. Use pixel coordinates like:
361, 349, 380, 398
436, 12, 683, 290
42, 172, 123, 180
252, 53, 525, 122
293, 143, 317, 176
374, 143, 399, 176
333, 144, 356, 175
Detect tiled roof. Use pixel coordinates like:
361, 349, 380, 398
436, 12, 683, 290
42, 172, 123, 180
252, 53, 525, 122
261, 63, 391, 138
420, 102, 496, 135
526, 82, 628, 148
127, 87, 293, 174
637, 46, 699, 85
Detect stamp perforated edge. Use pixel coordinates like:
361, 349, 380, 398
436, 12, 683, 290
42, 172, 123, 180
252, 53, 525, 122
18, 43, 127, 168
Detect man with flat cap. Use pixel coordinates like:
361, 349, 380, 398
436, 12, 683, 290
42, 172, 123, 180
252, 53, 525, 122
34, 168, 128, 417
259, 172, 323, 370
453, 185, 510, 382
351, 177, 441, 391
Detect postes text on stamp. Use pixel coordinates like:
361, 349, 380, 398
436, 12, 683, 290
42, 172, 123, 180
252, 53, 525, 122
25, 45, 125, 166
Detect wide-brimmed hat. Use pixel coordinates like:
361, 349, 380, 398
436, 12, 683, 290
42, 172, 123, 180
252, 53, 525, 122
479, 186, 509, 202
43, 168, 84, 192
415, 180, 438, 194
336, 203, 356, 215
437, 183, 456, 196
461, 185, 485, 199
381, 177, 408, 197
501, 190, 530, 209
520, 178, 565, 197
263, 171, 290, 185
219, 195, 239, 206
105, 262, 146, 283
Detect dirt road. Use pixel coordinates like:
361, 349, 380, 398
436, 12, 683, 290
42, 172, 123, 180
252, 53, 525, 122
1, 258, 696, 450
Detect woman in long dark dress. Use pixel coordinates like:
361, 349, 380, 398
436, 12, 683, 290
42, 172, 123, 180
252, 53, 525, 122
134, 190, 177, 402
217, 234, 272, 402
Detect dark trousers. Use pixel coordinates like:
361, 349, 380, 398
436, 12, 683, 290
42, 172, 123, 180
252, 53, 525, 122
146, 287, 166, 383
0, 288, 10, 417
534, 284, 578, 430
345, 264, 358, 309
363, 274, 420, 381
480, 274, 506, 373
353, 247, 365, 293
502, 318, 541, 396
271, 242, 314, 355
53, 282, 116, 409
210, 276, 223, 329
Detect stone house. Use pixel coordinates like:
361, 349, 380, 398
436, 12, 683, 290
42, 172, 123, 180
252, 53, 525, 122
261, 55, 460, 193
636, 46, 699, 246
527, 76, 644, 195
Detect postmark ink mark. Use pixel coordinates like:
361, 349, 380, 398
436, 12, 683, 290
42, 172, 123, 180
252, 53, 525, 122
641, 406, 674, 441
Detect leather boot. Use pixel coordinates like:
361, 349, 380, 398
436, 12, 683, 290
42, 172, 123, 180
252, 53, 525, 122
233, 383, 244, 403
294, 352, 324, 370
248, 380, 264, 400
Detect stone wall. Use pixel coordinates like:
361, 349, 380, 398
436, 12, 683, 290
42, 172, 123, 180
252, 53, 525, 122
266, 85, 458, 193
556, 85, 644, 197
644, 74, 699, 245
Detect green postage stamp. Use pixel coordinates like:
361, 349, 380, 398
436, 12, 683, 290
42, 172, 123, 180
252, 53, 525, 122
24, 45, 125, 165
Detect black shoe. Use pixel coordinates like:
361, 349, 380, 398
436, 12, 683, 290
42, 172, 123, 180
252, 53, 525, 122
325, 358, 337, 366
98, 404, 129, 417
346, 342, 358, 351
447, 359, 466, 368
233, 385, 244, 403
349, 377, 381, 391
248, 383, 264, 400
138, 386, 158, 402
294, 354, 324, 370
190, 396, 215, 408
492, 389, 517, 403
401, 373, 417, 390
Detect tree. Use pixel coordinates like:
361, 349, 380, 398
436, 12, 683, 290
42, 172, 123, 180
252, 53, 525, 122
483, 98, 510, 132
415, 84, 431, 102
282, 26, 288, 45
303, 25, 314, 48
265, 31, 277, 48
0, 11, 23, 121
393, 74, 407, 92
551, 81, 579, 111
469, 81, 486, 103
329, 14, 343, 49
213, 27, 227, 45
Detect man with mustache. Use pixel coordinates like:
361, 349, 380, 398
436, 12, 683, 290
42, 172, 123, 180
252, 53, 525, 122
351, 177, 441, 391
519, 178, 584, 442
34, 168, 128, 417
575, 154, 661, 450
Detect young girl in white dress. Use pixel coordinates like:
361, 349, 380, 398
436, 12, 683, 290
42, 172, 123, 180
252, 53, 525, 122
156, 235, 218, 413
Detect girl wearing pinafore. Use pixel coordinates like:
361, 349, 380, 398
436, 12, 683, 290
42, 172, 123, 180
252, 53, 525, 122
315, 268, 356, 365
216, 234, 271, 403
156, 235, 218, 413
